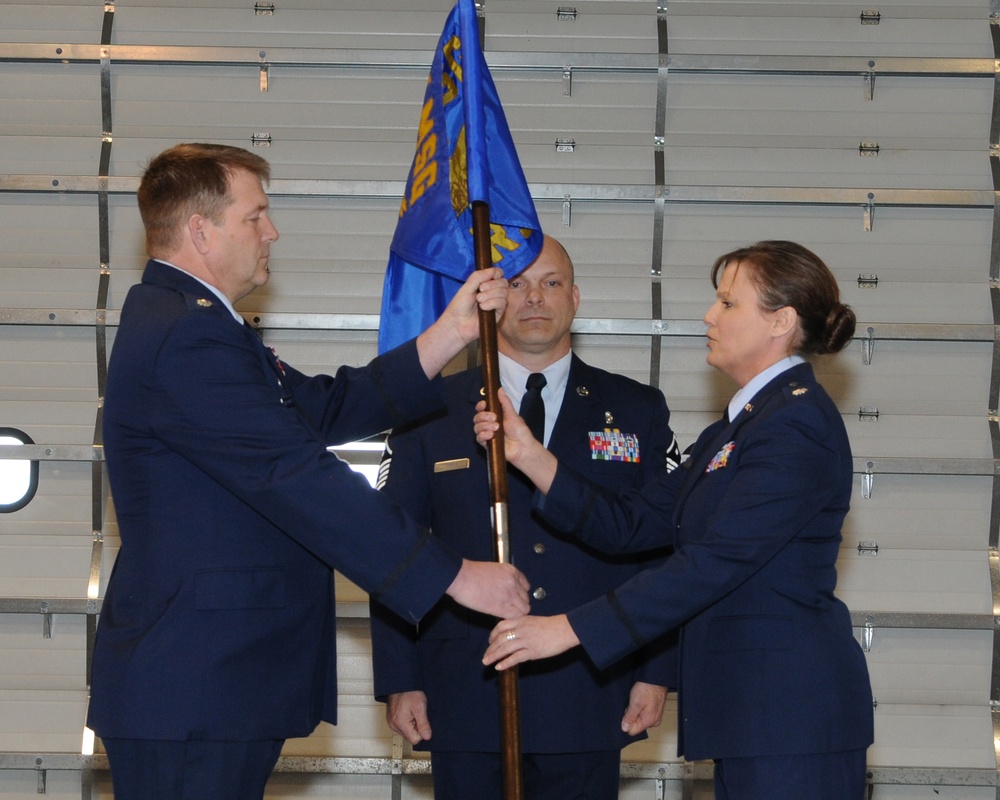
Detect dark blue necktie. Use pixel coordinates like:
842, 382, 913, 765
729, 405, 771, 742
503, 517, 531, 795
520, 372, 547, 443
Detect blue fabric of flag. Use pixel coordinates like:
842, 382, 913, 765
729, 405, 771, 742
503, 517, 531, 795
377, 0, 542, 353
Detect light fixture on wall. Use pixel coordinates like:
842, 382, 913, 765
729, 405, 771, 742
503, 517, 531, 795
0, 427, 39, 512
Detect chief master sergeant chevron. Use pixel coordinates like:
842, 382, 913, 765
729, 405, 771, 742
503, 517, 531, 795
86, 142, 530, 800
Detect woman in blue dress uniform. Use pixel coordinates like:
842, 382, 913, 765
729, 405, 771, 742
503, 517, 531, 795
476, 241, 874, 799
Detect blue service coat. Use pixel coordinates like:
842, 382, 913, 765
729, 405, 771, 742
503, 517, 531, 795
370, 355, 679, 753
539, 362, 874, 761
87, 260, 463, 742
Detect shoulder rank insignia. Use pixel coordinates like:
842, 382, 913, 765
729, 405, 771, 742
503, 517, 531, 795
792, 387, 809, 396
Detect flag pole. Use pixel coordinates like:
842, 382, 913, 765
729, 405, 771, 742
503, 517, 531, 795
472, 199, 524, 800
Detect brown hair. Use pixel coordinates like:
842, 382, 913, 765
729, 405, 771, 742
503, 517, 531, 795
137, 143, 271, 257
710, 240, 856, 355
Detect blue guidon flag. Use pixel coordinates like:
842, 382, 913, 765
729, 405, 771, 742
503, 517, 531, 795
377, 0, 543, 354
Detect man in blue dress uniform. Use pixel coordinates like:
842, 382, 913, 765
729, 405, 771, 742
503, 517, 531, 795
371, 235, 681, 799
87, 143, 530, 800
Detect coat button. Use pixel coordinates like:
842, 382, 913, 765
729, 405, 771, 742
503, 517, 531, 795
532, 587, 547, 600
533, 543, 546, 555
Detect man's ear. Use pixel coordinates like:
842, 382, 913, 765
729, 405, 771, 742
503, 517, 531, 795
188, 214, 211, 255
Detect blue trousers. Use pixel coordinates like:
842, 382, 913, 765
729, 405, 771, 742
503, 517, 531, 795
713, 749, 868, 800
430, 749, 622, 800
102, 738, 284, 800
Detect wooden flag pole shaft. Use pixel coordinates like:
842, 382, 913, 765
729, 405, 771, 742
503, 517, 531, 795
472, 200, 524, 800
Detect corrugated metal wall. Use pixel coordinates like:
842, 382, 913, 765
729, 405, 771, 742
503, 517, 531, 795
1, 1, 998, 797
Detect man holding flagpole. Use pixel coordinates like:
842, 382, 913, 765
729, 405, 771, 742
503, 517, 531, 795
371, 235, 680, 799
372, 3, 544, 792
369, 2, 678, 795
88, 142, 531, 800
